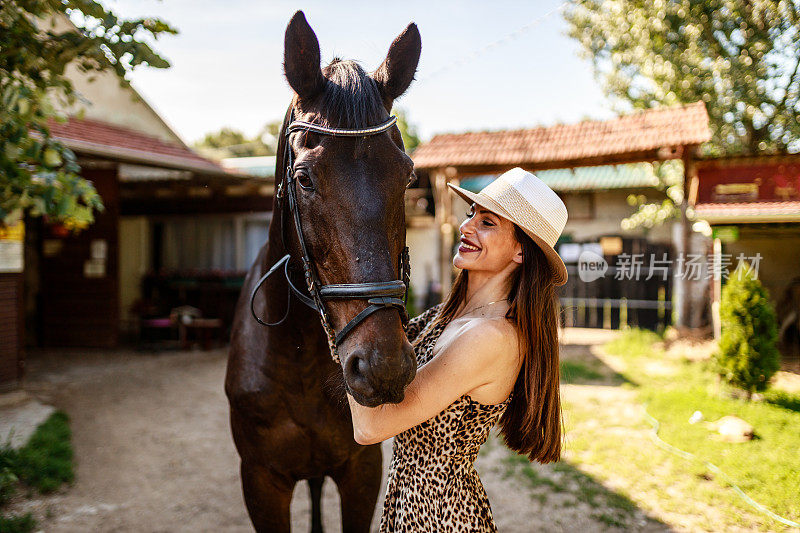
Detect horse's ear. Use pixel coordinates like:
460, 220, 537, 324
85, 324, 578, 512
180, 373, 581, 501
372, 23, 421, 111
284, 11, 325, 102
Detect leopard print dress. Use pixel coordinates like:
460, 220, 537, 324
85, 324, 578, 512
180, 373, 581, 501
379, 303, 513, 532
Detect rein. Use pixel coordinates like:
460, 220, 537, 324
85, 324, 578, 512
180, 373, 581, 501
250, 109, 411, 364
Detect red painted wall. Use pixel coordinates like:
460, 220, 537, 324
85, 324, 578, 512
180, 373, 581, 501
697, 162, 800, 203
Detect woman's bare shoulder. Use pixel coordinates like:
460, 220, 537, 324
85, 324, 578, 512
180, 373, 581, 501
450, 315, 520, 369
461, 317, 520, 404
463, 315, 518, 349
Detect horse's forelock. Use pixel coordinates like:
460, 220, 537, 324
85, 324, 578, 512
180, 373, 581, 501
314, 59, 386, 129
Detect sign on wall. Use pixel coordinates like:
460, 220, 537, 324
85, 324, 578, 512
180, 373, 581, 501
84, 238, 108, 278
0, 222, 24, 273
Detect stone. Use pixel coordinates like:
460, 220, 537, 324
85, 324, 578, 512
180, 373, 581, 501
688, 410, 704, 424
704, 415, 754, 442
0, 394, 56, 449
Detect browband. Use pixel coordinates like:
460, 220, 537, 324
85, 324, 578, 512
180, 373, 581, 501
286, 116, 398, 137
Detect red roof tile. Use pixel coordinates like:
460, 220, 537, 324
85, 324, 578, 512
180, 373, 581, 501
48, 117, 226, 176
694, 201, 800, 222
412, 101, 711, 169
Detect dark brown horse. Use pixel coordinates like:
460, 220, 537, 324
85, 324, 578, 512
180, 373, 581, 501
225, 11, 421, 532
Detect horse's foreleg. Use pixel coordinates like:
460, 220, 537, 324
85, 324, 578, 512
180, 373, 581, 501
331, 444, 383, 533
240, 460, 295, 533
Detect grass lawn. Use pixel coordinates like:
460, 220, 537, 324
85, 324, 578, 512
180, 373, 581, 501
485, 328, 800, 532
0, 410, 74, 533
596, 329, 800, 531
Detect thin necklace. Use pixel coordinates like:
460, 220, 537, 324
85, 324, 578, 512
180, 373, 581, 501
458, 298, 510, 318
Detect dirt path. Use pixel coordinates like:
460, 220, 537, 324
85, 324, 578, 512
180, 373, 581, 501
9, 337, 673, 532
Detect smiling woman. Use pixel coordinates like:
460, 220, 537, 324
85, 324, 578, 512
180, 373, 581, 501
346, 167, 570, 531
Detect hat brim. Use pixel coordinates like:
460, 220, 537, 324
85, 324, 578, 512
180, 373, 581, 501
447, 182, 568, 286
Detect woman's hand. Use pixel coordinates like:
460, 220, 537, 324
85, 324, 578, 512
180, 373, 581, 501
346, 319, 515, 445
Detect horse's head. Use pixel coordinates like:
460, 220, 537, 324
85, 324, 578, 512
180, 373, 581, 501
281, 11, 421, 406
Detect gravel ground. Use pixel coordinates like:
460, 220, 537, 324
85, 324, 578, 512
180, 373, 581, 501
6, 332, 673, 532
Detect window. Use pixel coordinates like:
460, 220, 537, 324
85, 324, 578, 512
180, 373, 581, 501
156, 213, 272, 271
563, 193, 594, 220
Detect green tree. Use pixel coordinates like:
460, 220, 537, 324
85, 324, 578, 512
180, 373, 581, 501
564, 0, 800, 156
193, 123, 278, 159
393, 108, 421, 154
712, 262, 781, 399
621, 159, 683, 232
197, 128, 248, 150
0, 1, 176, 230
257, 120, 283, 151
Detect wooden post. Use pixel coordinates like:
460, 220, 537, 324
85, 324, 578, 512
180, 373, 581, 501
620, 297, 628, 329
677, 144, 698, 328
711, 237, 722, 339
431, 167, 457, 296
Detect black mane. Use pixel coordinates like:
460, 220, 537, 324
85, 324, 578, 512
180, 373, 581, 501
316, 58, 386, 129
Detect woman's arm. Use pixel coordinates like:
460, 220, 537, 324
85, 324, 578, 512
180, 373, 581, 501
347, 320, 514, 445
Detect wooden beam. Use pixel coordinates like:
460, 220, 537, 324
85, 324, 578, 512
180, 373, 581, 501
121, 195, 273, 216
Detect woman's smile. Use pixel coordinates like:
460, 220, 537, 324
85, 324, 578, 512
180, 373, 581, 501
458, 237, 482, 253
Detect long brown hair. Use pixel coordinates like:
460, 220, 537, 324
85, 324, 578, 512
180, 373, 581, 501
430, 224, 564, 463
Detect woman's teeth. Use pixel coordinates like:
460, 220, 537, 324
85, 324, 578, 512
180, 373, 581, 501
461, 243, 480, 251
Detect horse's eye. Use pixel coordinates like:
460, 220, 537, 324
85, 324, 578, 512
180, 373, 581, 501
295, 169, 314, 191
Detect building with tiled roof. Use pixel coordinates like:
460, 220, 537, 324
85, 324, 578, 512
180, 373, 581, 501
408, 102, 712, 332
691, 154, 800, 348
4, 17, 276, 373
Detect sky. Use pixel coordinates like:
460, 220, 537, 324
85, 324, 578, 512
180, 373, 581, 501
105, 0, 614, 144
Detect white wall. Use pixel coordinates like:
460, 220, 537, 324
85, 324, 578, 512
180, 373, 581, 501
562, 189, 673, 244
406, 218, 439, 309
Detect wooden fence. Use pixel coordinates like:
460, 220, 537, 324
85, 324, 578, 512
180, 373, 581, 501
558, 237, 674, 332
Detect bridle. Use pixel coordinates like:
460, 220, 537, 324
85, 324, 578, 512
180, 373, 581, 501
250, 108, 411, 364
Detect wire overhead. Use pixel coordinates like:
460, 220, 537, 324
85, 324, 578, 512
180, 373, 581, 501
420, 1, 570, 83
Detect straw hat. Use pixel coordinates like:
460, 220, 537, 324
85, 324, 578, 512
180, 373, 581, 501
448, 167, 569, 286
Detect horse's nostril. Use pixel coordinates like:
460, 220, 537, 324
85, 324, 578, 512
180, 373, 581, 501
347, 355, 361, 378
357, 357, 371, 379
346, 354, 372, 382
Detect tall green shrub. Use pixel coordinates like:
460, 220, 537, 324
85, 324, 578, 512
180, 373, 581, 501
712, 263, 780, 399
